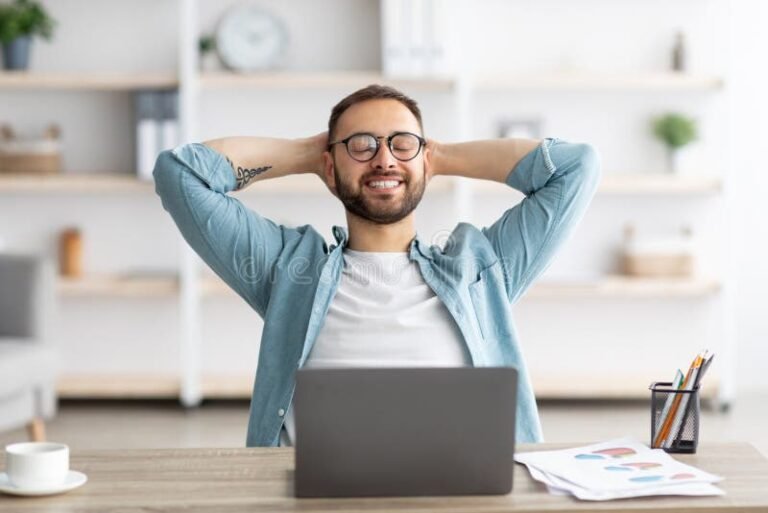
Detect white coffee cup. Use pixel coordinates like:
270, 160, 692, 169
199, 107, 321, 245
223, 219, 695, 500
5, 442, 69, 489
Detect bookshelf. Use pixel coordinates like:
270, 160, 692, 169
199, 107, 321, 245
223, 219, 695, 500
1, 0, 734, 406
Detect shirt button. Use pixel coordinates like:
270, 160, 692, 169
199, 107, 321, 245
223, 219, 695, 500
278, 408, 285, 417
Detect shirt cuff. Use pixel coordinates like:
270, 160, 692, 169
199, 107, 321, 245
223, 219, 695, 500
505, 138, 557, 195
171, 143, 238, 194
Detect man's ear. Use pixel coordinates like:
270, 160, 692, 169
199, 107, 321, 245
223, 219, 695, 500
423, 145, 433, 182
322, 151, 339, 197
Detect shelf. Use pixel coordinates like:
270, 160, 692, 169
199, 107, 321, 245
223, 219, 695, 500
199, 71, 456, 91
0, 71, 718, 93
238, 173, 458, 195
201, 375, 255, 399
0, 173, 459, 195
0, 173, 154, 193
58, 275, 178, 298
598, 174, 722, 194
57, 374, 180, 399
1, 172, 719, 196
473, 173, 722, 196
525, 276, 720, 299
199, 71, 723, 93
57, 374, 252, 399
474, 72, 724, 92
205, 275, 719, 300
0, 71, 178, 91
531, 374, 719, 400
56, 372, 718, 400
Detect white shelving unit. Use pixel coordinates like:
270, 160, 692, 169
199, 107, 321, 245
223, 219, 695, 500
0, 0, 734, 407
0, 71, 178, 90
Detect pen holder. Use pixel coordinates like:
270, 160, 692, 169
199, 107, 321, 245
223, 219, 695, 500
649, 381, 700, 454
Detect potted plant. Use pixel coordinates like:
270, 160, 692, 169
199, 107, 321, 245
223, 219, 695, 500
652, 112, 697, 174
198, 34, 218, 72
0, 0, 55, 70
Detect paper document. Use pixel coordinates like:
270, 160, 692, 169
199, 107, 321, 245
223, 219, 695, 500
516, 438, 724, 501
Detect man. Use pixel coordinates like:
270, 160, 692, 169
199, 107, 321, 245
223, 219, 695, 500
153, 84, 600, 447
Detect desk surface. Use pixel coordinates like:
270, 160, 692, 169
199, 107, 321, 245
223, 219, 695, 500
1, 442, 767, 512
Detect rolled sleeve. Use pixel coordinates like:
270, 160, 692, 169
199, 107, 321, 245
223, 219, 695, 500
484, 138, 601, 303
153, 144, 285, 316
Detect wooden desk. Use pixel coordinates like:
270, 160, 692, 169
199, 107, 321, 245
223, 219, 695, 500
1, 443, 767, 512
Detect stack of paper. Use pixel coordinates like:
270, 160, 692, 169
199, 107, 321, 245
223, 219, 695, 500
515, 438, 724, 501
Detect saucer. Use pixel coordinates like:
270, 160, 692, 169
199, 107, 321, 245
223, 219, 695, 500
0, 470, 87, 496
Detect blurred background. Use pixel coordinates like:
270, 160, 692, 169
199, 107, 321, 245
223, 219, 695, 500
0, 0, 766, 454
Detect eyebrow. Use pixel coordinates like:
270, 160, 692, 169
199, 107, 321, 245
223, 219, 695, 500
342, 130, 417, 139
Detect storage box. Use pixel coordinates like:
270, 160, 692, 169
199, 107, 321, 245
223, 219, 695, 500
622, 253, 694, 277
0, 125, 62, 174
621, 225, 695, 278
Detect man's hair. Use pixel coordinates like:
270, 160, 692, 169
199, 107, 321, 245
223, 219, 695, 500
328, 84, 423, 142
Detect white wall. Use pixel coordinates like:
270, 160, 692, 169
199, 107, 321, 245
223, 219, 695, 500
2, 0, 766, 394
727, 0, 768, 393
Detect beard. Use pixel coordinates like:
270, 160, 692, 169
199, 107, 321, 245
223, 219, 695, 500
333, 165, 426, 225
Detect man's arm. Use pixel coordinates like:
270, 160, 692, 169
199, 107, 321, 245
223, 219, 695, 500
427, 138, 541, 183
203, 133, 327, 190
153, 134, 327, 316
429, 137, 601, 303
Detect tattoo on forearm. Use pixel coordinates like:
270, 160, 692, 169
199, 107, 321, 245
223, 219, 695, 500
226, 157, 272, 189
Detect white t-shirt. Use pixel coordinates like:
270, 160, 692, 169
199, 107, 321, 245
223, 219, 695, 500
281, 249, 470, 446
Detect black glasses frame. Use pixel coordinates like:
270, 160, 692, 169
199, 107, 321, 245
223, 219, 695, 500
328, 131, 427, 162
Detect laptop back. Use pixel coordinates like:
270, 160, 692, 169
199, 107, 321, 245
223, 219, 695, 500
293, 367, 518, 498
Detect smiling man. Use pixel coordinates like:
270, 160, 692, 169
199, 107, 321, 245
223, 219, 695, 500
153, 84, 600, 447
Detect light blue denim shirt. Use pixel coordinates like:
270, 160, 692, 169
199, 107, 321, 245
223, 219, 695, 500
153, 138, 600, 447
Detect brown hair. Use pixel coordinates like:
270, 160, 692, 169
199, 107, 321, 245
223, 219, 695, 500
327, 84, 423, 143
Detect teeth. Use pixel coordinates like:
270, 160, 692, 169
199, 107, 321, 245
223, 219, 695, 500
368, 180, 400, 189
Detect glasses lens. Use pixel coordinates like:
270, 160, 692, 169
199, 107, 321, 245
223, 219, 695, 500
346, 134, 378, 161
390, 133, 421, 160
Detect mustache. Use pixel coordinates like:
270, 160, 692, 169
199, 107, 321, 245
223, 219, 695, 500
360, 171, 407, 183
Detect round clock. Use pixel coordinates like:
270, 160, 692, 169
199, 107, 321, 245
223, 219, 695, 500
215, 5, 288, 72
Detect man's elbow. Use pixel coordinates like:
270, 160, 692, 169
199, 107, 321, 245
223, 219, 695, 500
152, 149, 180, 199
573, 143, 602, 193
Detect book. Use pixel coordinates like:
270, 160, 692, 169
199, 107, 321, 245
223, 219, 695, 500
135, 91, 160, 182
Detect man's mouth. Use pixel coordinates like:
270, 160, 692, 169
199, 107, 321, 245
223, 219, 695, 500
364, 178, 404, 192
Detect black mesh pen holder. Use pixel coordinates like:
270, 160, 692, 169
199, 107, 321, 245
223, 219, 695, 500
649, 381, 700, 454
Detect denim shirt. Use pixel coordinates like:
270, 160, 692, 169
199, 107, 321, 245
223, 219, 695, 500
153, 138, 600, 447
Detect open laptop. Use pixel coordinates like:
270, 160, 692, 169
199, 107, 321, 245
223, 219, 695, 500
293, 367, 518, 498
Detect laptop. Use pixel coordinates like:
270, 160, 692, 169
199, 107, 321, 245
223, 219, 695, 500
293, 366, 518, 498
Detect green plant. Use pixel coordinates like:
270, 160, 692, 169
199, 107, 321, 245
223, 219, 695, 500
0, 0, 55, 44
199, 34, 215, 54
652, 113, 697, 149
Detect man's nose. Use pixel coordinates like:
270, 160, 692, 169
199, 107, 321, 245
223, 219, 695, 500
370, 141, 397, 169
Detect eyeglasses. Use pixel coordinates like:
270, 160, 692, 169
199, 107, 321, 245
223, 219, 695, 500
328, 131, 426, 162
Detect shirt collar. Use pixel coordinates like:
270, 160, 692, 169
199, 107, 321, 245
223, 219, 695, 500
331, 225, 433, 261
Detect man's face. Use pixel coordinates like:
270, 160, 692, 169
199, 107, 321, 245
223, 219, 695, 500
326, 99, 428, 225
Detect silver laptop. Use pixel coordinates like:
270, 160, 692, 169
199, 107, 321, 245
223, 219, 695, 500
293, 367, 518, 498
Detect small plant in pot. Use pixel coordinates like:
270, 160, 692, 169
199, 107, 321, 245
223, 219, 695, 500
198, 33, 218, 72
0, 0, 55, 70
652, 112, 698, 174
